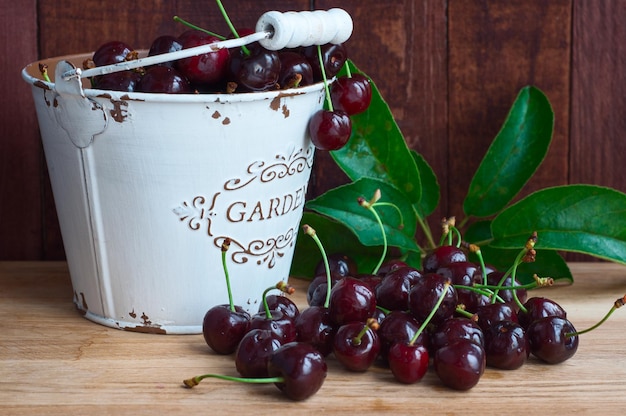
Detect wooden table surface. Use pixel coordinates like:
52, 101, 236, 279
2, 261, 626, 415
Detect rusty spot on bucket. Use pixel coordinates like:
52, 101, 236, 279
212, 110, 221, 119
34, 80, 50, 90
270, 91, 302, 115
125, 325, 167, 335
270, 95, 281, 111
109, 99, 129, 122
129, 309, 137, 318
222, 117, 231, 125
123, 311, 167, 334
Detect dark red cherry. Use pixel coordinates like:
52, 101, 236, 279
266, 342, 328, 401
408, 273, 457, 326
430, 317, 485, 352
307, 273, 342, 307
355, 273, 383, 294
376, 259, 410, 276
93, 71, 142, 92
176, 30, 230, 85
518, 297, 567, 330
302, 43, 348, 82
308, 109, 352, 151
422, 245, 468, 273
474, 302, 518, 333
294, 305, 336, 356
330, 74, 372, 115
487, 271, 528, 309
436, 261, 483, 313
260, 294, 300, 320
148, 35, 182, 68
527, 316, 579, 364
228, 46, 281, 91
328, 276, 377, 326
313, 253, 358, 278
202, 304, 250, 355
376, 266, 422, 311
378, 310, 428, 360
434, 339, 486, 390
92, 40, 134, 66
484, 320, 529, 370
249, 310, 297, 344
278, 51, 314, 88
332, 320, 380, 372
137, 66, 191, 93
234, 328, 282, 377
387, 341, 429, 384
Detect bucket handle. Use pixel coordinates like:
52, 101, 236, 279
62, 8, 353, 81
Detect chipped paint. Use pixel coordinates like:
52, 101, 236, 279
109, 99, 129, 122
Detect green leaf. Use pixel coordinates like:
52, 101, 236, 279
331, 61, 422, 204
290, 212, 383, 278
411, 150, 440, 217
463, 86, 554, 218
465, 220, 572, 284
305, 177, 419, 252
491, 185, 626, 264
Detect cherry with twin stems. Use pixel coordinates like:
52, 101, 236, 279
201, 238, 250, 355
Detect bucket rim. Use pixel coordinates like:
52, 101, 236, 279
22, 51, 330, 103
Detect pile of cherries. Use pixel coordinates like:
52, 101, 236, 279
183, 229, 595, 400
84, 29, 372, 152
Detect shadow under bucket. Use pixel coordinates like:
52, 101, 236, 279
22, 53, 326, 334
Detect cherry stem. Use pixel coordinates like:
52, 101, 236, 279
438, 217, 459, 247
566, 294, 626, 338
215, 0, 250, 56
262, 281, 295, 319
409, 282, 451, 346
39, 63, 51, 83
183, 373, 284, 388
173, 16, 226, 40
352, 318, 379, 346
371, 202, 405, 230
453, 285, 505, 303
316, 45, 334, 111
463, 242, 488, 285
454, 306, 475, 319
343, 61, 353, 78
219, 238, 235, 312
358, 189, 387, 275
491, 232, 537, 312
303, 224, 333, 308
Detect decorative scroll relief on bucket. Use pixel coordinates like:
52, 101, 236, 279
173, 144, 314, 269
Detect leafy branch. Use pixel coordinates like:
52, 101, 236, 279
291, 61, 626, 284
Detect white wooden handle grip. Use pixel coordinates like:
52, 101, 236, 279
255, 8, 353, 50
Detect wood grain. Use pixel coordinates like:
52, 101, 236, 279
1, 261, 626, 414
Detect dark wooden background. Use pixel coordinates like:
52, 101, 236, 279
2, 1, 625, 261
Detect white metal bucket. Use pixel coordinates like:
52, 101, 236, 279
22, 53, 325, 334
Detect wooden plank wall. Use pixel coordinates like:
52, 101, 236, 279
2, 0, 625, 261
